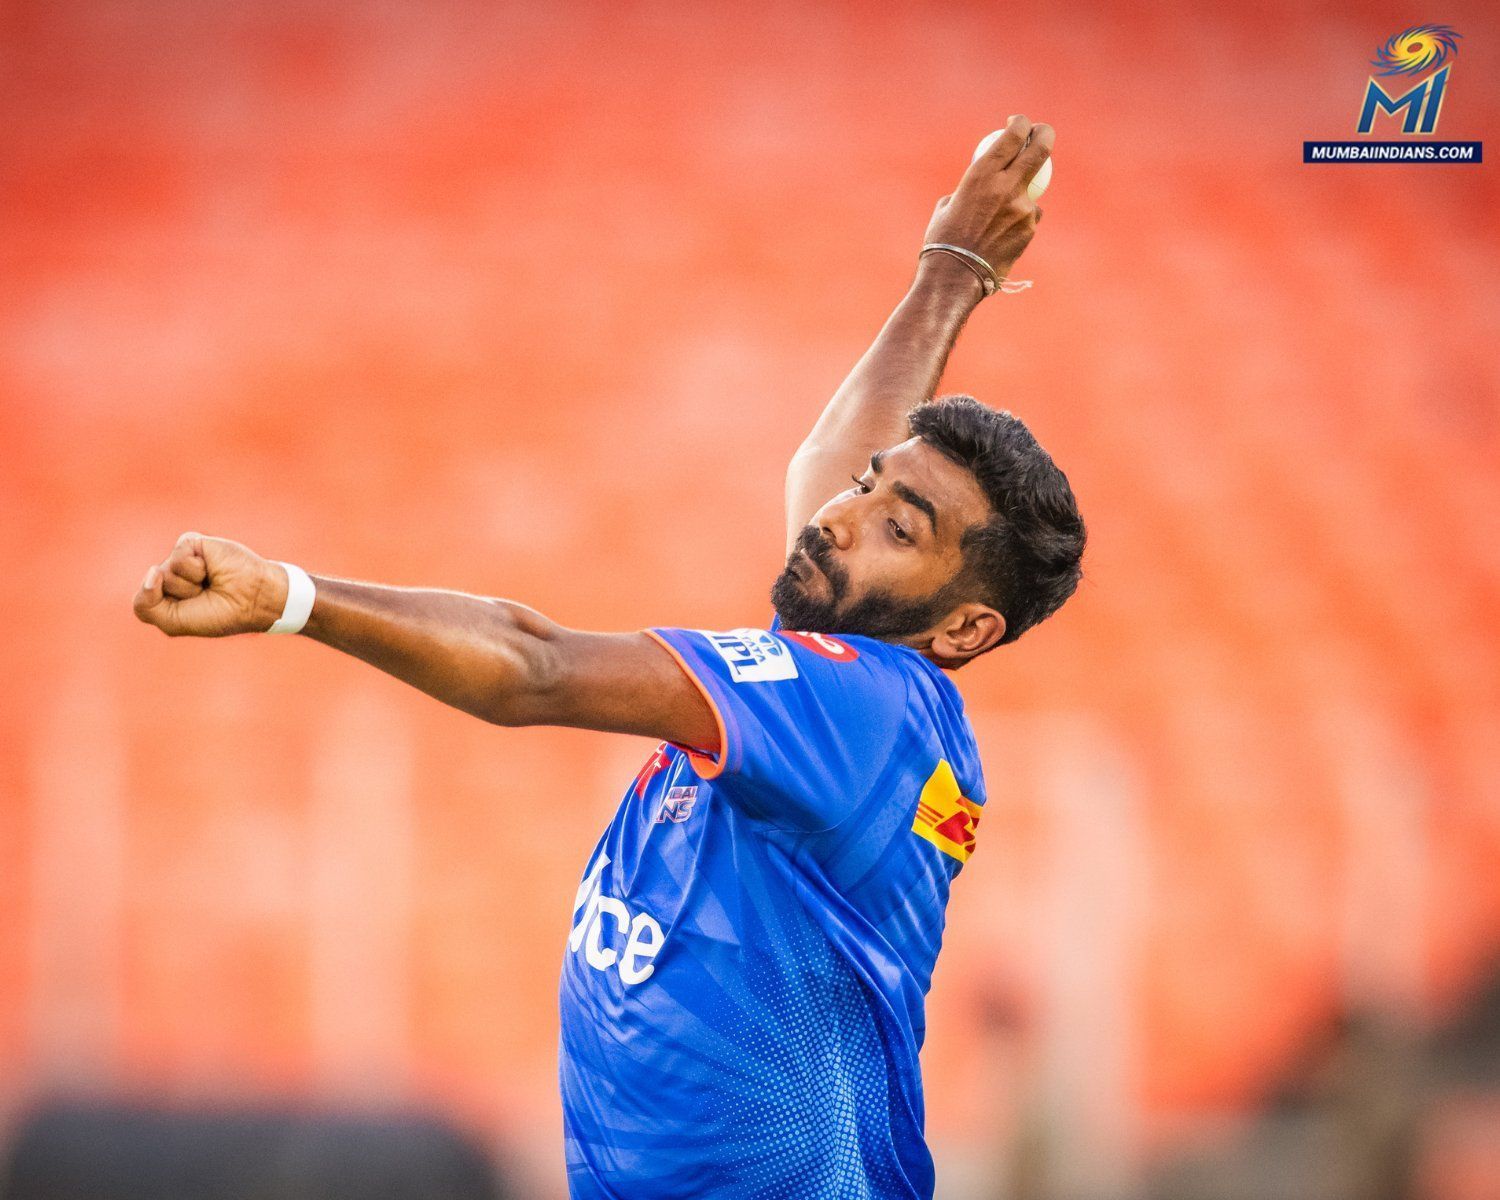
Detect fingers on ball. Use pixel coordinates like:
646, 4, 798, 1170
985, 120, 1030, 168
1014, 125, 1055, 180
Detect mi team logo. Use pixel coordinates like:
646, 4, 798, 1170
1305, 25, 1481, 164
910, 760, 982, 864
1358, 25, 1459, 134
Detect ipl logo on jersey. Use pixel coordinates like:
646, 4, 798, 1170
705, 629, 800, 683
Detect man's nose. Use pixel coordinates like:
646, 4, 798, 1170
818, 495, 856, 552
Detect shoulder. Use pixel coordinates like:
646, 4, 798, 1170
880, 646, 987, 799
646, 627, 919, 829
651, 626, 905, 692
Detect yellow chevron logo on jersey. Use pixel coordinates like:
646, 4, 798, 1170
911, 759, 982, 863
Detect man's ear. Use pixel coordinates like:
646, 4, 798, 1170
927, 603, 1006, 667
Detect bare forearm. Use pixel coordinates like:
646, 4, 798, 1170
782, 116, 1049, 548
797, 255, 982, 456
134, 533, 719, 749
301, 576, 555, 724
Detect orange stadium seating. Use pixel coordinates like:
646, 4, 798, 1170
1, 1, 1496, 1194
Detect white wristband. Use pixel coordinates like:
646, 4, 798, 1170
267, 562, 316, 635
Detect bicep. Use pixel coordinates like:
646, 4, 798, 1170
514, 628, 722, 757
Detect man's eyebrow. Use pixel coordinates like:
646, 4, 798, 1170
867, 451, 938, 535
891, 481, 939, 536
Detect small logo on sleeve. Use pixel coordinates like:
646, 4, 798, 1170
911, 760, 982, 863
781, 631, 860, 662
655, 785, 699, 823
705, 628, 800, 683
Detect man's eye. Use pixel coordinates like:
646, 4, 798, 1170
850, 475, 872, 494
889, 519, 910, 542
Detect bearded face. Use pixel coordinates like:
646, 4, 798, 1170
770, 524, 969, 640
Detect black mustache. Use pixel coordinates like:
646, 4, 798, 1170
794, 527, 848, 594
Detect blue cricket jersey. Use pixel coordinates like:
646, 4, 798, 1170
558, 624, 987, 1199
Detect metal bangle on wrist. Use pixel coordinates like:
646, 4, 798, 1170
920, 243, 998, 297
918, 244, 1033, 297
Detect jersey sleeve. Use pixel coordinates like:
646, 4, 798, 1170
645, 626, 909, 832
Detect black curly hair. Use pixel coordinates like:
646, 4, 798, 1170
907, 395, 1086, 646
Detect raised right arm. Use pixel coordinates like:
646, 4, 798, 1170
784, 115, 1054, 553
783, 255, 984, 552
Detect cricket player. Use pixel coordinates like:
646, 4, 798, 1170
133, 114, 1084, 1199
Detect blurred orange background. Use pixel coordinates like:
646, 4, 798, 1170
2, 1, 1498, 1196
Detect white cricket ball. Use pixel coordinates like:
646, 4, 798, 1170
973, 129, 1053, 200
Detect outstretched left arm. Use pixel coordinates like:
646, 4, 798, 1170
132, 533, 721, 753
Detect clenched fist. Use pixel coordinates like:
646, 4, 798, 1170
133, 532, 289, 637
923, 114, 1053, 284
